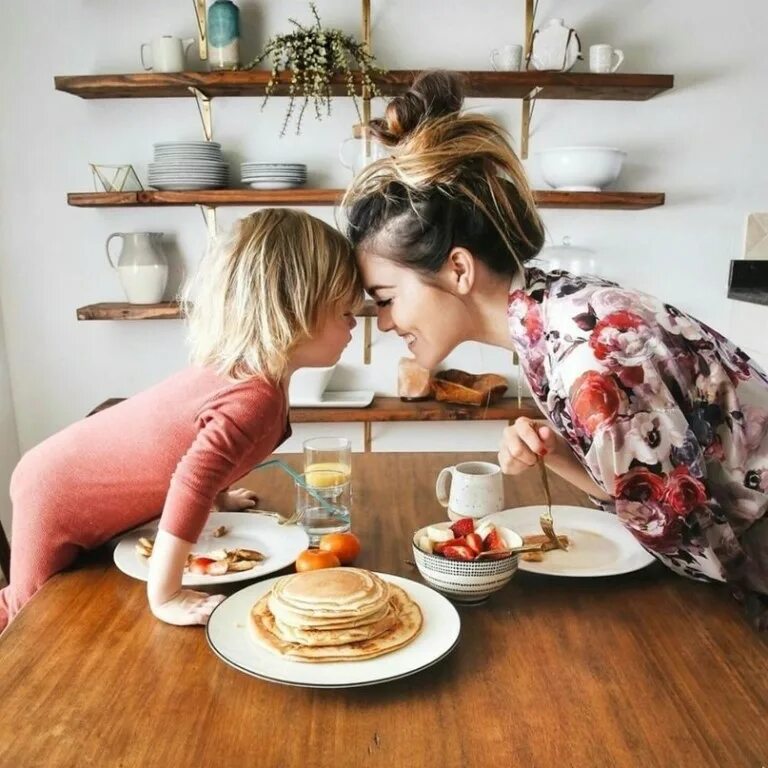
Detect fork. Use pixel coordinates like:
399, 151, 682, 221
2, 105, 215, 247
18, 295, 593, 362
537, 458, 566, 549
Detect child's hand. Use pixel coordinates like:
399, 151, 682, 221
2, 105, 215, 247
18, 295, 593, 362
498, 417, 559, 475
150, 589, 225, 626
214, 487, 259, 511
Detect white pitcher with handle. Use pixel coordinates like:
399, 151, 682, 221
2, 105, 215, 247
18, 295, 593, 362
106, 232, 168, 304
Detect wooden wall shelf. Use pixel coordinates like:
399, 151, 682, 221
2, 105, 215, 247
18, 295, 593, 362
76, 301, 378, 321
87, 396, 539, 424
68, 190, 665, 210
55, 70, 673, 101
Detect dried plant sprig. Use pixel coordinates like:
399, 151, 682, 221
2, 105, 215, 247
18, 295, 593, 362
245, 2, 386, 135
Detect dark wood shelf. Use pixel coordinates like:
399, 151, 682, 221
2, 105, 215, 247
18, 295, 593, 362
76, 300, 378, 321
87, 396, 539, 423
55, 70, 673, 101
68, 189, 665, 210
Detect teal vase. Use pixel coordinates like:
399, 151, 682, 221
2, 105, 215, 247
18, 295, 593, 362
208, 0, 240, 70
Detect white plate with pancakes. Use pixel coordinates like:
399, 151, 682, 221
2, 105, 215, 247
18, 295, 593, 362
206, 568, 461, 687
483, 505, 656, 577
113, 512, 310, 586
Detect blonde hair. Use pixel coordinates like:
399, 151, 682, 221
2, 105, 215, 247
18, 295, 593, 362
342, 71, 544, 277
183, 209, 362, 381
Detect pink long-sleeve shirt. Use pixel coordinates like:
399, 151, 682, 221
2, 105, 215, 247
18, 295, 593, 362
11, 366, 290, 545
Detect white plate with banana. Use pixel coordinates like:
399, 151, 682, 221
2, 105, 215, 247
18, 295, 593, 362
113, 511, 310, 586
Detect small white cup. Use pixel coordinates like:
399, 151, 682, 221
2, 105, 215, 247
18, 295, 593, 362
435, 461, 505, 521
140, 36, 195, 73
490, 44, 523, 72
589, 44, 624, 73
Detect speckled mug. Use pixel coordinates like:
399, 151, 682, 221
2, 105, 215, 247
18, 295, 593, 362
435, 461, 504, 521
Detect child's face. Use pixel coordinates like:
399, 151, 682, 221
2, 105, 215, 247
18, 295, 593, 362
292, 309, 357, 369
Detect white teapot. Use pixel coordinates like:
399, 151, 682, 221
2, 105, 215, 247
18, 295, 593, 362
527, 18, 582, 72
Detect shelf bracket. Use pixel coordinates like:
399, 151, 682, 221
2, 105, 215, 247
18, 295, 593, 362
520, 86, 542, 160
188, 86, 213, 141
193, 0, 208, 61
198, 204, 217, 238
363, 422, 372, 453
363, 316, 373, 365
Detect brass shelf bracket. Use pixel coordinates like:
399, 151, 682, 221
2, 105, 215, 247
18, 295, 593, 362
188, 86, 213, 141
198, 204, 218, 238
521, 86, 542, 159
193, 0, 208, 61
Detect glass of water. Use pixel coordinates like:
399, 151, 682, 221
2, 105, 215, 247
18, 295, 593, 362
295, 470, 351, 545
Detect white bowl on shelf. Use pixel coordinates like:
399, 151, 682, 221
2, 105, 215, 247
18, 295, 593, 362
537, 146, 627, 192
288, 365, 336, 404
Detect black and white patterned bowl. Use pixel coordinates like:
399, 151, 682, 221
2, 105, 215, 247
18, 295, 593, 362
412, 522, 523, 604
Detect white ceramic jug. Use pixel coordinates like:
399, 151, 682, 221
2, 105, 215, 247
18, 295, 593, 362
106, 232, 168, 304
140, 36, 195, 73
528, 18, 582, 72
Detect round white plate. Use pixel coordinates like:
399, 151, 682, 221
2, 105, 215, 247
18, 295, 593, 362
206, 572, 461, 688
246, 181, 306, 190
482, 505, 656, 577
113, 511, 309, 586
150, 182, 228, 190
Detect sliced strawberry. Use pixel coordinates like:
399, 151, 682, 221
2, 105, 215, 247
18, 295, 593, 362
434, 537, 467, 555
189, 556, 216, 574
441, 544, 475, 561
483, 527, 506, 552
465, 532, 483, 555
450, 518, 475, 537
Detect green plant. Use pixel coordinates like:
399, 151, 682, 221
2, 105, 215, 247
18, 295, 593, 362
245, 3, 385, 136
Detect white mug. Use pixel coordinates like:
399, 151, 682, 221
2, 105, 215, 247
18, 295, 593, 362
589, 44, 624, 73
140, 36, 195, 73
490, 44, 524, 72
435, 461, 505, 521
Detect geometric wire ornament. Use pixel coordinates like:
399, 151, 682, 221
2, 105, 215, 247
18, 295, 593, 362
90, 163, 144, 192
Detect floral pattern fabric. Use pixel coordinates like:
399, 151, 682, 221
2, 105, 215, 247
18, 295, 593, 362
508, 268, 768, 628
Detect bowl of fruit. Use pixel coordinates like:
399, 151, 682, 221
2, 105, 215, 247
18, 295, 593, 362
412, 517, 524, 603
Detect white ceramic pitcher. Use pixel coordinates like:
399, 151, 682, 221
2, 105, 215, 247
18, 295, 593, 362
106, 232, 168, 304
435, 461, 505, 521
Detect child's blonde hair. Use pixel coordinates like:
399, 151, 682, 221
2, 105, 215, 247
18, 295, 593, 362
183, 208, 362, 381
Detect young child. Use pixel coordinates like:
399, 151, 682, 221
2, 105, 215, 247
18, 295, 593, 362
0, 209, 361, 630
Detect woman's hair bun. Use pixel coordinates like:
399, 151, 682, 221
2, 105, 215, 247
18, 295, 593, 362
369, 70, 464, 146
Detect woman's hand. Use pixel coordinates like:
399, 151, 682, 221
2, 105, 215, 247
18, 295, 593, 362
214, 487, 259, 511
150, 589, 225, 626
498, 417, 559, 475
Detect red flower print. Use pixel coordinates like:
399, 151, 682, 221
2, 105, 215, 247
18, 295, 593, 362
615, 467, 665, 503
589, 310, 653, 367
662, 465, 708, 516
570, 370, 625, 435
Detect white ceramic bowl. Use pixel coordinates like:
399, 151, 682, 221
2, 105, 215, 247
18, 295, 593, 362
537, 146, 627, 192
411, 521, 523, 604
288, 365, 336, 404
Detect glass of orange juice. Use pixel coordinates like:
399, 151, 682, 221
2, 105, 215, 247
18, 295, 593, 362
303, 436, 351, 488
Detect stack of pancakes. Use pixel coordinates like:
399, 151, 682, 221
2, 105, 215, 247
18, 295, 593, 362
249, 568, 422, 662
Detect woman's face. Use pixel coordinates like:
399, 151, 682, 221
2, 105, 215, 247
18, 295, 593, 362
357, 251, 473, 369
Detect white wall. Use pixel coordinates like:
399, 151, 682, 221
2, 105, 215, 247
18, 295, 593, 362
1, 0, 767, 461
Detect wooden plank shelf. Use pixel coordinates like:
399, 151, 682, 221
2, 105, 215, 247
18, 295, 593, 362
68, 190, 665, 210
87, 396, 539, 423
76, 300, 378, 321
55, 70, 673, 101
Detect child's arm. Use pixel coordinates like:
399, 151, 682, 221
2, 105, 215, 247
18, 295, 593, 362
146, 529, 224, 626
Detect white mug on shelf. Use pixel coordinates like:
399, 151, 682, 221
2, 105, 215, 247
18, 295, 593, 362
589, 44, 624, 73
140, 36, 195, 73
435, 461, 505, 521
490, 43, 523, 71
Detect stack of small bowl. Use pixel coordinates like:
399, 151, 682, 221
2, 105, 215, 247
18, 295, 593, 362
241, 162, 307, 190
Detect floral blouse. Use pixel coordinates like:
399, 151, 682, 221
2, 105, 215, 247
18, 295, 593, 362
508, 267, 768, 629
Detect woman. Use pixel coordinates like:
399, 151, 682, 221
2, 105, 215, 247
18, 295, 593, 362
343, 71, 768, 629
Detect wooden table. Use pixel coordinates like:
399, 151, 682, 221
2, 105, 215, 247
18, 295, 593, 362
0, 453, 766, 768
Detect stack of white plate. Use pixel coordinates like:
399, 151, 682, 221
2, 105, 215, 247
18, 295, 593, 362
241, 162, 307, 190
148, 141, 229, 190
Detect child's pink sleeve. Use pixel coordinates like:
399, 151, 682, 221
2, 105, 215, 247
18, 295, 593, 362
160, 393, 284, 543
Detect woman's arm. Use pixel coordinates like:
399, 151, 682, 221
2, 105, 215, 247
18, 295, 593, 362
498, 417, 612, 502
